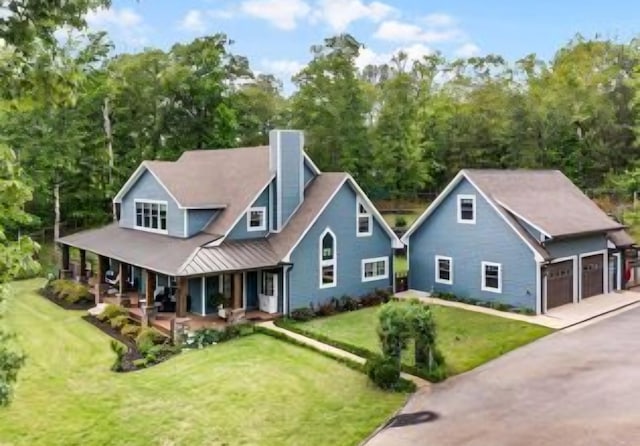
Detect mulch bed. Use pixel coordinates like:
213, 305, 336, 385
38, 288, 94, 311
82, 315, 179, 373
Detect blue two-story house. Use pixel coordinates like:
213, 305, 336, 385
58, 130, 401, 327
402, 169, 635, 314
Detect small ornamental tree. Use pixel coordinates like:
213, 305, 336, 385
367, 300, 446, 389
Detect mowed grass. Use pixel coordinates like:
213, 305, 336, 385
293, 306, 552, 375
0, 280, 405, 446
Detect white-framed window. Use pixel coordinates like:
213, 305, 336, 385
362, 256, 389, 282
134, 199, 168, 233
319, 228, 337, 288
261, 271, 276, 296
481, 261, 502, 293
435, 255, 453, 285
356, 198, 372, 237
457, 194, 476, 224
247, 206, 266, 231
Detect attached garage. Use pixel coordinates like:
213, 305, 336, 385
545, 260, 574, 310
581, 254, 604, 298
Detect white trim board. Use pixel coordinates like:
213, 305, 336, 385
456, 194, 476, 224
319, 227, 337, 289
402, 170, 545, 262
434, 255, 453, 285
133, 199, 169, 235
282, 175, 403, 262
361, 256, 389, 282
481, 261, 502, 294
246, 206, 267, 232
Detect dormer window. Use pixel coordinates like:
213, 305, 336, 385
356, 198, 372, 236
457, 194, 476, 224
247, 207, 266, 231
135, 200, 167, 233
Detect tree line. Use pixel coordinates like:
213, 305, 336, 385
2, 21, 640, 236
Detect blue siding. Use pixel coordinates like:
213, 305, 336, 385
227, 186, 270, 239
120, 170, 185, 237
545, 234, 607, 259
304, 160, 316, 187
288, 182, 393, 311
274, 131, 303, 228
408, 178, 538, 310
188, 277, 203, 314
518, 218, 543, 241
187, 210, 218, 237
270, 180, 277, 231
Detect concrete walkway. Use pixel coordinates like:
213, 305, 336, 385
396, 289, 640, 329
258, 321, 430, 389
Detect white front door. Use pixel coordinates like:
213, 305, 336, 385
259, 271, 279, 313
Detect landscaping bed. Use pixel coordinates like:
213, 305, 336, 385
1, 279, 406, 446
85, 304, 180, 372
39, 279, 94, 310
286, 304, 553, 376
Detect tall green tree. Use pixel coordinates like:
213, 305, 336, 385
369, 52, 431, 198
291, 34, 372, 185
0, 0, 109, 405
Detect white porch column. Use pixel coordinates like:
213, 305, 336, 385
201, 276, 206, 316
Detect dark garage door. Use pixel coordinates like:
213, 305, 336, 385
546, 260, 574, 310
582, 254, 604, 298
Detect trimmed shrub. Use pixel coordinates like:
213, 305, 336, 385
120, 324, 141, 338
136, 327, 167, 355
315, 301, 336, 317
110, 315, 129, 330
290, 307, 315, 322
132, 358, 148, 368
110, 340, 127, 372
98, 304, 127, 322
365, 356, 401, 390
395, 215, 407, 228
338, 295, 358, 312
184, 324, 253, 349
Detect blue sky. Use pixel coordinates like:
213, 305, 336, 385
89, 0, 640, 90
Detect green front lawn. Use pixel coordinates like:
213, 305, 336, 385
293, 305, 552, 375
0, 280, 405, 446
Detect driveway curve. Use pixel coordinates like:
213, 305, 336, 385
367, 306, 640, 446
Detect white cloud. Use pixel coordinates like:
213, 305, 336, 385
356, 43, 432, 69
208, 9, 234, 19
85, 7, 149, 49
262, 59, 305, 78
373, 20, 461, 43
178, 10, 207, 33
86, 7, 142, 28
240, 0, 311, 30
422, 13, 456, 28
454, 42, 480, 58
312, 0, 396, 32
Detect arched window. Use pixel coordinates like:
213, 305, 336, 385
319, 228, 336, 288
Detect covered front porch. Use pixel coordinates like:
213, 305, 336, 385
58, 242, 284, 336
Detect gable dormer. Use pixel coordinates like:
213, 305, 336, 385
269, 129, 305, 232
115, 166, 186, 238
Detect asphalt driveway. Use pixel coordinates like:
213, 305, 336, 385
367, 306, 640, 446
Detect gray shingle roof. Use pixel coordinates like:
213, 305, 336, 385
57, 223, 217, 276
145, 146, 274, 236
58, 173, 352, 276
464, 169, 624, 237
